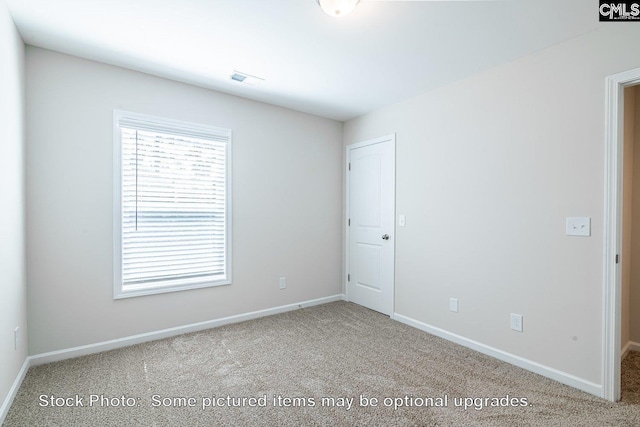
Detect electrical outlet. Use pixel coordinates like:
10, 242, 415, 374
449, 298, 458, 313
279, 277, 287, 290
14, 327, 19, 350
510, 314, 523, 332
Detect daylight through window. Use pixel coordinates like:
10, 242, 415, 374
113, 111, 231, 298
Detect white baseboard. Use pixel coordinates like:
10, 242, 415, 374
30, 294, 344, 366
0, 358, 30, 425
394, 313, 602, 398
621, 340, 640, 360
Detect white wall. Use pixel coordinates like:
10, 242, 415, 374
344, 24, 640, 387
26, 47, 343, 355
0, 0, 26, 417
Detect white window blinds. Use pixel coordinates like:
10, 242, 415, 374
114, 111, 231, 298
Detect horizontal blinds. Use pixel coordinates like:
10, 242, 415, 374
118, 116, 230, 142
120, 122, 229, 288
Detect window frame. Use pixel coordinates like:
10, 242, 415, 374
113, 110, 232, 299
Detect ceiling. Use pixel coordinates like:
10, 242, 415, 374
5, 0, 599, 121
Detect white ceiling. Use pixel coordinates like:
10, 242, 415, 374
6, 0, 599, 121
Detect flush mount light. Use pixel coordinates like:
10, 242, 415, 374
317, 0, 360, 17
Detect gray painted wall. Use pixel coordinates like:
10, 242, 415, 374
344, 24, 640, 387
25, 47, 343, 355
0, 0, 26, 418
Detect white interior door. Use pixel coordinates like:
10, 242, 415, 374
347, 134, 395, 316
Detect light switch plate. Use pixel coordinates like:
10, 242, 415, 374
510, 313, 523, 332
566, 217, 590, 237
399, 214, 406, 227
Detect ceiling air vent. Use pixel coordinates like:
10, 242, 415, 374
230, 70, 264, 86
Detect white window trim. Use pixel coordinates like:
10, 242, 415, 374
113, 110, 232, 299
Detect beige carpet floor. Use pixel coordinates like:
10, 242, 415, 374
622, 350, 640, 405
4, 301, 640, 426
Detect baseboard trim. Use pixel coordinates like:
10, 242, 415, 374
621, 340, 640, 360
394, 313, 602, 398
30, 294, 345, 366
0, 357, 30, 425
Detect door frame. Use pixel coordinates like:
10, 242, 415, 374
345, 134, 396, 317
603, 67, 640, 402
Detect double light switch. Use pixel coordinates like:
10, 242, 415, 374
566, 217, 590, 237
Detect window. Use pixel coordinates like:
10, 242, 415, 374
113, 110, 232, 298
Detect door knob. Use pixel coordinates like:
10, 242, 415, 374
382, 234, 389, 240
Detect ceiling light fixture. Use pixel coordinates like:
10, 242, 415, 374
317, 0, 360, 17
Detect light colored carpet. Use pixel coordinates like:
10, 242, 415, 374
622, 350, 640, 405
4, 301, 640, 426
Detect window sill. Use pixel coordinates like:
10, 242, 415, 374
114, 277, 231, 299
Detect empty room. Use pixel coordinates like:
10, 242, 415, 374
3, 0, 640, 425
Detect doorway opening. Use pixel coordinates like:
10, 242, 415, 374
621, 83, 640, 404
604, 67, 640, 402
